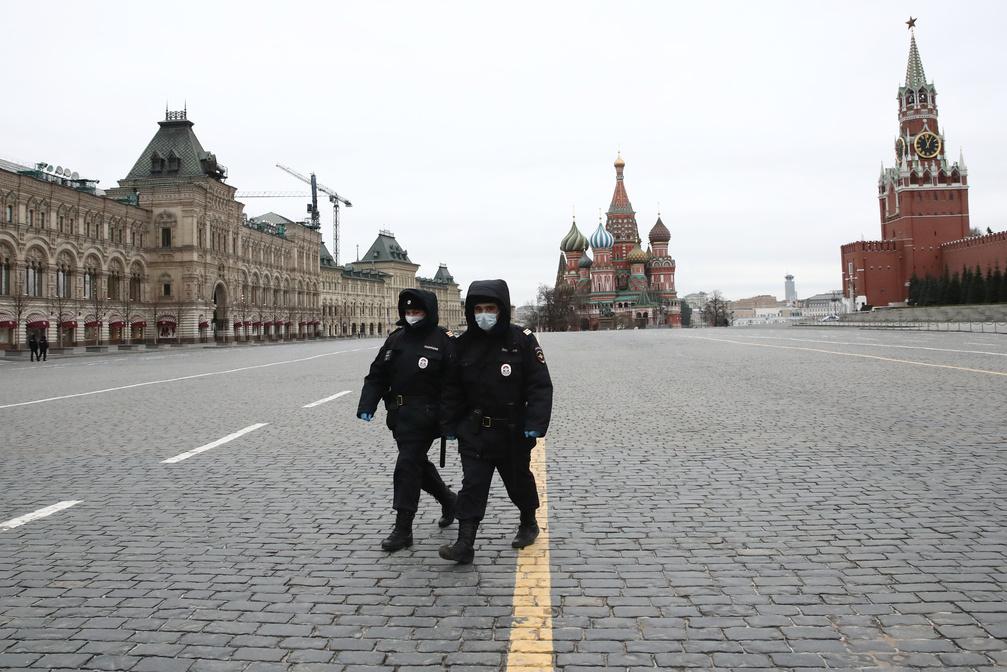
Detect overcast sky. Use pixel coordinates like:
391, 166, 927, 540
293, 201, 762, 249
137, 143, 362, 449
4, 2, 1006, 305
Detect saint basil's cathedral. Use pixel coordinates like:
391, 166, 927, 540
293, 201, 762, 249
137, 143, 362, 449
556, 154, 681, 330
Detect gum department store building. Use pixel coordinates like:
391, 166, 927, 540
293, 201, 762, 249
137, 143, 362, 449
0, 110, 462, 349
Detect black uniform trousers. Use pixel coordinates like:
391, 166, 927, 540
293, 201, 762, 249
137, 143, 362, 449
392, 436, 452, 513
454, 445, 540, 523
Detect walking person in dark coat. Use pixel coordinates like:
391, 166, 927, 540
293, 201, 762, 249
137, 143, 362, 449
38, 333, 49, 361
439, 279, 553, 564
357, 289, 458, 552
28, 332, 39, 362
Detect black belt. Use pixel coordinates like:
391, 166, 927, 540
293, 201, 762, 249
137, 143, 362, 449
392, 394, 432, 408
480, 416, 511, 429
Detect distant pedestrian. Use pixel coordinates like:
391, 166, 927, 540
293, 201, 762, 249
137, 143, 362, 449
39, 333, 48, 361
357, 289, 458, 552
28, 332, 39, 362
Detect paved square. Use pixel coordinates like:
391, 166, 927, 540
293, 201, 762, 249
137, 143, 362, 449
1, 328, 1005, 670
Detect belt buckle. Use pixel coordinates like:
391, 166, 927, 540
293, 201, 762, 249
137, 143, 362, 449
481, 416, 492, 428
396, 394, 405, 407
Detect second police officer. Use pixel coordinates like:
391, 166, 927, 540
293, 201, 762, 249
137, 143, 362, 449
357, 288, 457, 552
439, 279, 553, 564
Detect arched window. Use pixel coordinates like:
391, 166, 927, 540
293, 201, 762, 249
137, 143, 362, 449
56, 265, 72, 298
129, 273, 141, 301
83, 265, 98, 299
0, 254, 9, 295
4, 205, 11, 223
25, 258, 44, 297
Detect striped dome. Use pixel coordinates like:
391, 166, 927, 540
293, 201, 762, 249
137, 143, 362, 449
559, 220, 589, 252
626, 244, 649, 263
590, 222, 614, 249
578, 252, 593, 268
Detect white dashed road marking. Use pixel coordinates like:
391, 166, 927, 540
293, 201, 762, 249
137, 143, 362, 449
161, 423, 269, 464
746, 334, 1007, 357
0, 347, 372, 411
303, 390, 352, 408
689, 336, 1007, 377
1, 501, 82, 531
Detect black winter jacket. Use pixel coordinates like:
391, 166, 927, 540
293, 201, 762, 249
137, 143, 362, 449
358, 289, 455, 441
442, 279, 553, 458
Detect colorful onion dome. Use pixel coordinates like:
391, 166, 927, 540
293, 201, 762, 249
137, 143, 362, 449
626, 244, 649, 263
649, 216, 671, 243
589, 222, 614, 249
559, 219, 589, 252
578, 252, 593, 268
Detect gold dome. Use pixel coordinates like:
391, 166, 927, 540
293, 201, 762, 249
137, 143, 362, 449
614, 152, 625, 169
626, 244, 648, 263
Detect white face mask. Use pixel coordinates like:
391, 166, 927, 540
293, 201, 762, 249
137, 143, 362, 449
475, 313, 498, 331
405, 315, 423, 326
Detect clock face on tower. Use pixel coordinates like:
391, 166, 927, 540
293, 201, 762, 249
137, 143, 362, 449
914, 132, 941, 159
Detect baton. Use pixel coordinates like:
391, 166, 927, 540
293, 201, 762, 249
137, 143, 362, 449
440, 436, 447, 468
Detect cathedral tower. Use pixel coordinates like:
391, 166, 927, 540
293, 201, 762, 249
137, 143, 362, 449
606, 153, 642, 291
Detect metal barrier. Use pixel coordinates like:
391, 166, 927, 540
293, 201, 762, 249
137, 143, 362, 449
796, 319, 1007, 334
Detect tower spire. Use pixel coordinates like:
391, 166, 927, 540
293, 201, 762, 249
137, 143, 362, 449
905, 19, 927, 88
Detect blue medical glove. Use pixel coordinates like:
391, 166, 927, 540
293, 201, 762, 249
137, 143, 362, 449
523, 430, 541, 439
358, 411, 373, 422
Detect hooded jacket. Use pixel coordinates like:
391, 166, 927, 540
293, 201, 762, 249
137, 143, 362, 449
443, 279, 553, 457
358, 288, 455, 439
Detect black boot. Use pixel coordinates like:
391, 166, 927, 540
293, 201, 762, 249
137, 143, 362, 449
438, 519, 478, 564
381, 510, 414, 552
437, 491, 457, 528
511, 510, 540, 549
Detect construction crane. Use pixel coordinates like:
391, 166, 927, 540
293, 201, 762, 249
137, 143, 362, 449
235, 191, 310, 198
276, 164, 353, 265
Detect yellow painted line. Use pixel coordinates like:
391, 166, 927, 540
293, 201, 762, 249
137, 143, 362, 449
687, 336, 1007, 377
506, 438, 554, 672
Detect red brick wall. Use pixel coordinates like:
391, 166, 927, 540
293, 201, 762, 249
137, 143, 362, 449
941, 232, 1007, 275
841, 241, 905, 306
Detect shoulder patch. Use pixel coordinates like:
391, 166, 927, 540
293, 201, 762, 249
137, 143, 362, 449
523, 328, 533, 335
446, 330, 455, 337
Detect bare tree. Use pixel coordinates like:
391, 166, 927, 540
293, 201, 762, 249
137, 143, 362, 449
255, 300, 266, 342
702, 291, 732, 327
173, 296, 187, 344
47, 287, 75, 349
9, 276, 32, 350
89, 286, 112, 346
536, 284, 577, 332
235, 293, 250, 342
117, 285, 138, 346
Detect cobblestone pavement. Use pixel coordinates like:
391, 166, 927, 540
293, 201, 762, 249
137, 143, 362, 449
1, 328, 1005, 671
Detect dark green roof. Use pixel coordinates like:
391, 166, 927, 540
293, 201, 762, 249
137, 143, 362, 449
433, 264, 454, 283
320, 242, 337, 268
125, 114, 227, 180
251, 212, 295, 226
361, 232, 412, 263
342, 264, 389, 280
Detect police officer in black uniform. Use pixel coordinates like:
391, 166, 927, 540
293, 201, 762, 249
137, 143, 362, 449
439, 279, 553, 564
358, 289, 457, 552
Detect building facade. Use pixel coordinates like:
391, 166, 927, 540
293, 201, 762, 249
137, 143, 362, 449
557, 155, 681, 329
840, 24, 1007, 308
0, 110, 461, 349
